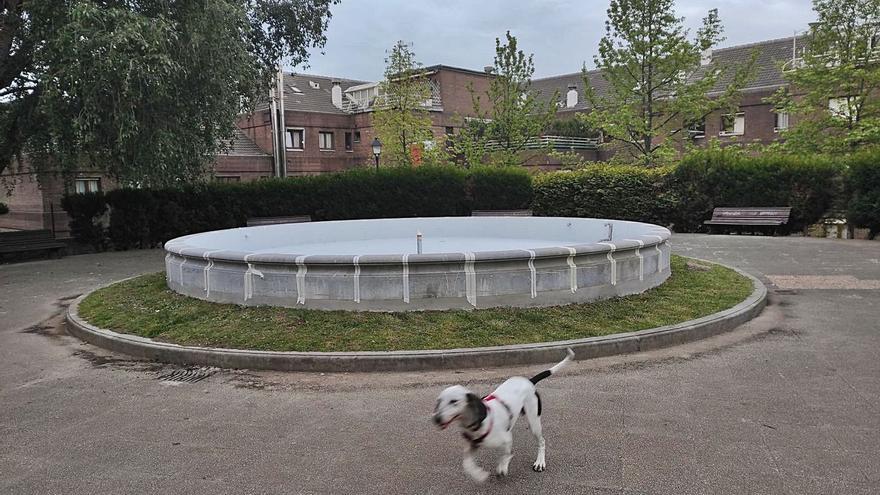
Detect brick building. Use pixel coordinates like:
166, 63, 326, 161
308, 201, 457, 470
0, 34, 822, 234
532, 36, 806, 148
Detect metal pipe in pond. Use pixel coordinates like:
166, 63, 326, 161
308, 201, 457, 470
417, 231, 423, 254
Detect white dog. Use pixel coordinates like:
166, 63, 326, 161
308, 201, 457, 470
432, 348, 574, 482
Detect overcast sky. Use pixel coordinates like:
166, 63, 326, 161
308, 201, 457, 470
298, 0, 816, 81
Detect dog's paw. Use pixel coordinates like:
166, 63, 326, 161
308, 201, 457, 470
496, 465, 509, 477
469, 469, 490, 483
532, 460, 546, 472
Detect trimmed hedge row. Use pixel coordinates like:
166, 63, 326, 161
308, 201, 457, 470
672, 149, 844, 232
531, 165, 680, 225
535, 150, 861, 233
62, 166, 533, 250
847, 152, 880, 238
62, 152, 880, 249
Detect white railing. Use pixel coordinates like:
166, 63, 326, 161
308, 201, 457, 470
484, 135, 600, 151
341, 80, 442, 114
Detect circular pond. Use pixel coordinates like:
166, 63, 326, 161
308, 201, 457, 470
164, 217, 672, 311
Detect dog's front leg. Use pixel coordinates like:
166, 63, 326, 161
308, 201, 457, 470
496, 436, 513, 477
463, 446, 489, 483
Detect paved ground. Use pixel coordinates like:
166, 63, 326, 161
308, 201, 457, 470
0, 235, 878, 494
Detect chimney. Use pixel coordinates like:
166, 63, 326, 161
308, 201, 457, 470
566, 84, 578, 108
700, 49, 713, 66
483, 66, 494, 74
331, 80, 343, 109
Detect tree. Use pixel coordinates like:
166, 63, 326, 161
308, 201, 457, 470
0, 0, 335, 187
372, 41, 436, 167
768, 0, 880, 154
455, 31, 557, 167
583, 0, 754, 167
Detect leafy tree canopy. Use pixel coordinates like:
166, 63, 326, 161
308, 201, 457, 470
768, 0, 880, 154
372, 40, 437, 167
0, 0, 335, 187
583, 0, 754, 167
454, 31, 557, 167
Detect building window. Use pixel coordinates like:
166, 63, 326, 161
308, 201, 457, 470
353, 131, 361, 143
74, 178, 101, 194
774, 111, 790, 131
686, 119, 705, 139
285, 128, 304, 150
828, 97, 855, 120
720, 112, 745, 136
215, 176, 241, 183
319, 131, 334, 150
345, 132, 353, 151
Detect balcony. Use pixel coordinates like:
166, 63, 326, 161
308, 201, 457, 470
484, 135, 600, 151
341, 80, 443, 114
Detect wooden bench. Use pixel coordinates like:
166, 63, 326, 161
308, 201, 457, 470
0, 229, 66, 259
704, 207, 792, 235
246, 215, 312, 227
471, 210, 533, 217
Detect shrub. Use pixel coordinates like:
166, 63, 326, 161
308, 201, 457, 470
674, 148, 842, 232
62, 165, 533, 249
60, 192, 108, 250
0, 202, 8, 215
532, 165, 679, 225
847, 152, 880, 238
466, 166, 533, 211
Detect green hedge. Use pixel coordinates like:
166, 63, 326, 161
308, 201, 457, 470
672, 149, 843, 232
531, 165, 679, 225
63, 152, 878, 249
63, 165, 533, 250
847, 152, 880, 238
0, 202, 8, 215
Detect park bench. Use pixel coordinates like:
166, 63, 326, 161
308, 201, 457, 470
704, 207, 792, 235
246, 215, 312, 227
0, 229, 66, 259
471, 210, 533, 217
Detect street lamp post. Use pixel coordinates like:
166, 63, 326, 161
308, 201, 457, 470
371, 137, 382, 171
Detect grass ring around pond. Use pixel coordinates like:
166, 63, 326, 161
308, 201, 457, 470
77, 255, 753, 353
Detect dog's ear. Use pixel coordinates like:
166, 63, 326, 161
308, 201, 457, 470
465, 393, 487, 429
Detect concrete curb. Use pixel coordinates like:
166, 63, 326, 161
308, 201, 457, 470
66, 261, 767, 372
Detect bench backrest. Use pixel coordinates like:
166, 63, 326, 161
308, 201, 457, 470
710, 207, 792, 222
0, 229, 57, 243
246, 216, 312, 227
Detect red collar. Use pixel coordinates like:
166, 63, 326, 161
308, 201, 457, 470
463, 395, 509, 446
464, 415, 492, 446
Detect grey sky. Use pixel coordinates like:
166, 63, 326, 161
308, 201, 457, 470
298, 0, 816, 81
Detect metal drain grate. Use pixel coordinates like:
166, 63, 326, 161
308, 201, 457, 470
157, 367, 218, 384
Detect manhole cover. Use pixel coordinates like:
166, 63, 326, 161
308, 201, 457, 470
157, 367, 218, 384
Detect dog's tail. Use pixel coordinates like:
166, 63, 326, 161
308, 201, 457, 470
529, 348, 575, 385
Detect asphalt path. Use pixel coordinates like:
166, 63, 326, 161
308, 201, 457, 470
1, 234, 878, 494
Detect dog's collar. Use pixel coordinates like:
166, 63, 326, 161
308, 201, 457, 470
462, 416, 492, 447
462, 394, 515, 447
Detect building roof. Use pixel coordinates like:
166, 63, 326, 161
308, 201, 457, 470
423, 64, 494, 78
256, 73, 369, 114
531, 35, 805, 109
219, 128, 268, 157
706, 35, 805, 93
531, 69, 607, 112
